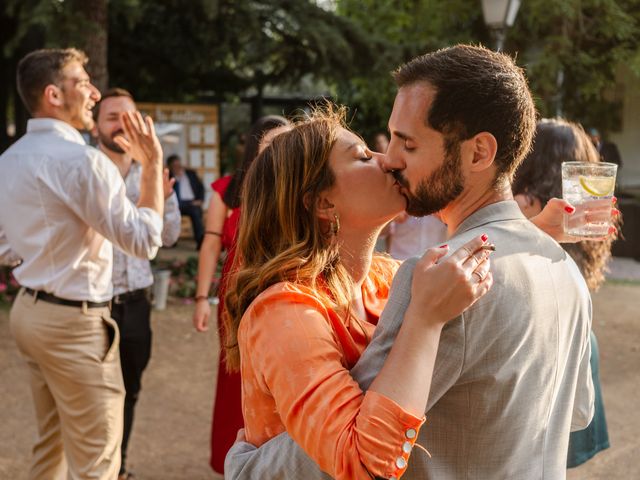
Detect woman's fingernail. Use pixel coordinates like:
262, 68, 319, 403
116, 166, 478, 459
439, 244, 448, 248
481, 234, 488, 242
564, 206, 575, 214
608, 226, 618, 235
612, 196, 617, 204
613, 209, 620, 216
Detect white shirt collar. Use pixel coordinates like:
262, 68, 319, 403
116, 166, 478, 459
27, 118, 87, 145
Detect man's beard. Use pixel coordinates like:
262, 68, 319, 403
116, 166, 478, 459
98, 128, 126, 154
393, 145, 464, 217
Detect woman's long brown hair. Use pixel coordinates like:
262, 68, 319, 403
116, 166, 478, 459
223, 105, 363, 371
513, 118, 620, 290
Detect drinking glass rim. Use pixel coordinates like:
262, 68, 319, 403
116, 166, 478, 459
561, 161, 618, 169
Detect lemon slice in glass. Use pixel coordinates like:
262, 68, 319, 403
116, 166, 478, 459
579, 175, 615, 197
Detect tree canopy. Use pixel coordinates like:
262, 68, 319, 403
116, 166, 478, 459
334, 0, 640, 139
1, 0, 377, 149
2, 0, 639, 151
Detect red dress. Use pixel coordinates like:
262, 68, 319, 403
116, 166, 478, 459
209, 176, 242, 473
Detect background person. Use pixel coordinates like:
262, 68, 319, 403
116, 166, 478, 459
513, 117, 617, 468
168, 153, 205, 249
587, 127, 622, 168
95, 87, 182, 480
192, 115, 290, 475
0, 48, 164, 480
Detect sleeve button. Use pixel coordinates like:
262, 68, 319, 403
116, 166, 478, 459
402, 441, 412, 453
395, 457, 407, 469
405, 428, 417, 439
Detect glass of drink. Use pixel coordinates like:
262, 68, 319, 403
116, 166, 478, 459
562, 161, 617, 237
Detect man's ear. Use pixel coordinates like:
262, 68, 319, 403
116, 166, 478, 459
43, 84, 64, 108
467, 132, 497, 172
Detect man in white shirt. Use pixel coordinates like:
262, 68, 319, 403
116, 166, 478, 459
0, 48, 164, 480
94, 87, 181, 480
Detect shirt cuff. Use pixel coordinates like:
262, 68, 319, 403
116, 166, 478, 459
356, 390, 426, 479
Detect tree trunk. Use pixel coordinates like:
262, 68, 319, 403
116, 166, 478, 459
0, 6, 16, 151
251, 84, 264, 123
75, 0, 109, 93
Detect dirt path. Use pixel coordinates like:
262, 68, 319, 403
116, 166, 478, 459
0, 300, 221, 480
1, 282, 639, 479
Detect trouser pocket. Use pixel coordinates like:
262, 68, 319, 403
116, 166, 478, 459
100, 314, 120, 363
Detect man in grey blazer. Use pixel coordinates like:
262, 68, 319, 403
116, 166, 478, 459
225, 45, 594, 479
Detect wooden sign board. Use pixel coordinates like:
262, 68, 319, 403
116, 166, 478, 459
138, 103, 220, 207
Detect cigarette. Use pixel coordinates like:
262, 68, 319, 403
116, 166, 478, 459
479, 244, 496, 252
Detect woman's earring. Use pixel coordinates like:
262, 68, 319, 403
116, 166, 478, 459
331, 213, 340, 236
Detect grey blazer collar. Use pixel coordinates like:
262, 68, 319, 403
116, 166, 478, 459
454, 200, 526, 236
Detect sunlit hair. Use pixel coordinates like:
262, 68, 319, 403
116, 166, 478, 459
223, 104, 388, 371
513, 118, 619, 290
17, 48, 88, 115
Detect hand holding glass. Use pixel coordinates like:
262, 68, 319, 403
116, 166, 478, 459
562, 162, 617, 238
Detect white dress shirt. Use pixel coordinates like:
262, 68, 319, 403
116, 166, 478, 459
112, 161, 181, 295
388, 214, 447, 260
0, 118, 163, 302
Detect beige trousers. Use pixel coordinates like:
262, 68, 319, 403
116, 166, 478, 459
10, 289, 125, 480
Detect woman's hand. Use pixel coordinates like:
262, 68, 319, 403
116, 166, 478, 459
409, 235, 494, 326
530, 197, 619, 243
193, 298, 211, 332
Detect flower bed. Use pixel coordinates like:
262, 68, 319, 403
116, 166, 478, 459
0, 267, 19, 306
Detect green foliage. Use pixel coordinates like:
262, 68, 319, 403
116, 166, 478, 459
335, 0, 640, 138
509, 0, 640, 130
2, 0, 125, 55
2, 0, 638, 138
108, 0, 376, 102
334, 0, 488, 139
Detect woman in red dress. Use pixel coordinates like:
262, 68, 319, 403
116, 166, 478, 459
192, 116, 290, 474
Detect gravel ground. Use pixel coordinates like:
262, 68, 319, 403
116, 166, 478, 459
1, 281, 638, 479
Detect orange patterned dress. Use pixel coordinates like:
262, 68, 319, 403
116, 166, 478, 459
238, 257, 425, 479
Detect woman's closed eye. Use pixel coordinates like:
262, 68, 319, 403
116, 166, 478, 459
357, 146, 374, 162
